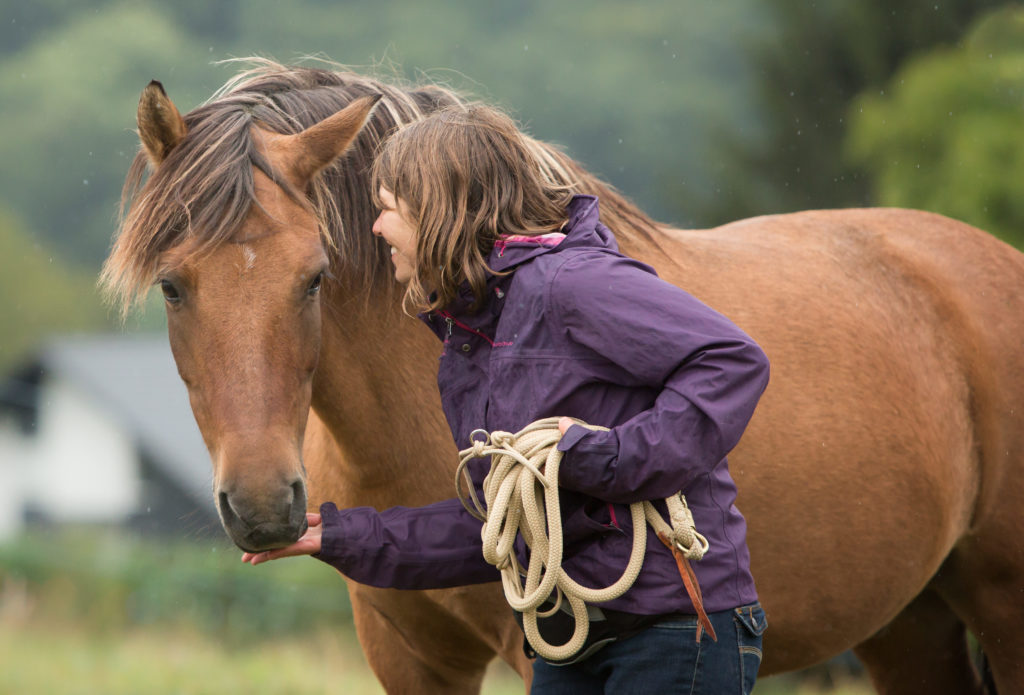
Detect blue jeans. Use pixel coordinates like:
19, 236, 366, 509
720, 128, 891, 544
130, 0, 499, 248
530, 602, 766, 694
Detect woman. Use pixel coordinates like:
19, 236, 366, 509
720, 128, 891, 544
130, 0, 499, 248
244, 105, 770, 693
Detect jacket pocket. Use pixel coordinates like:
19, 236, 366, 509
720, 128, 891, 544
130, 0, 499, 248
560, 496, 623, 544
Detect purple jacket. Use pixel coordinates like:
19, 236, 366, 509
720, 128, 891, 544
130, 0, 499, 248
317, 195, 770, 615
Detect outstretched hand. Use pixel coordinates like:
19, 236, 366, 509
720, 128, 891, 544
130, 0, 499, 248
242, 513, 323, 566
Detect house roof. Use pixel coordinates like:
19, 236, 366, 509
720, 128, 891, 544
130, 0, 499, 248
34, 334, 212, 506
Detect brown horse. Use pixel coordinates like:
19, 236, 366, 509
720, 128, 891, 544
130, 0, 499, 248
102, 60, 1024, 694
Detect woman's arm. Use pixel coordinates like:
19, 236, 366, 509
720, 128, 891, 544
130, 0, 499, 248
549, 252, 770, 504
244, 497, 500, 590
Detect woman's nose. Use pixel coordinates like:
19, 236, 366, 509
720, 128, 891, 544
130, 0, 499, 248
371, 214, 382, 236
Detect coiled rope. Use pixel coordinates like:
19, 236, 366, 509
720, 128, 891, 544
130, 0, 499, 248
455, 417, 713, 662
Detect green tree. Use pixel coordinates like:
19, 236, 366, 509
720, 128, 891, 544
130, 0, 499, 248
846, 6, 1024, 249
0, 210, 109, 371
0, 2, 220, 267
697, 0, 1007, 226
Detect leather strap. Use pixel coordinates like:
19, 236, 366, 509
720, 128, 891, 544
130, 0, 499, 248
658, 531, 717, 642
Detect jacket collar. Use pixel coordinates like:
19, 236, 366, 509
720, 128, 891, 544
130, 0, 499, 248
419, 195, 615, 338
487, 195, 616, 272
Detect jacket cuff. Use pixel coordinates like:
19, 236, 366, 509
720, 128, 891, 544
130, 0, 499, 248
314, 502, 360, 568
556, 425, 619, 495
556, 423, 592, 452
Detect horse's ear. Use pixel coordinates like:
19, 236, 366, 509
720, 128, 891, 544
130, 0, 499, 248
281, 94, 383, 188
137, 80, 187, 166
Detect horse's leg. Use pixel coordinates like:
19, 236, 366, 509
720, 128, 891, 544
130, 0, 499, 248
348, 583, 530, 695
934, 533, 1024, 693
853, 589, 983, 695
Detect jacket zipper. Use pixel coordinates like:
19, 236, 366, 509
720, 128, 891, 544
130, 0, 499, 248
438, 310, 495, 347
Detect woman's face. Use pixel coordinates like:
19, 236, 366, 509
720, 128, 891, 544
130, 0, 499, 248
372, 187, 418, 284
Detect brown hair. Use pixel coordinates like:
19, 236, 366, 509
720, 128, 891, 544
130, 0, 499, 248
372, 105, 577, 313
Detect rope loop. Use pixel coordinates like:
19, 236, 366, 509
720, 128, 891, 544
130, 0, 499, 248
456, 417, 710, 661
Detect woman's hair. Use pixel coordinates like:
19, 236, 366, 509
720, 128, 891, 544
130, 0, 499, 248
371, 105, 576, 313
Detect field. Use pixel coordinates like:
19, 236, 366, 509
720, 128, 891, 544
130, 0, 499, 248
0, 529, 871, 694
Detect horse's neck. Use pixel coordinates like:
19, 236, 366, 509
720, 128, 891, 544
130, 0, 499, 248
308, 289, 457, 510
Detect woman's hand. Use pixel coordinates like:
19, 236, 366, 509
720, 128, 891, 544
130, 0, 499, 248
558, 417, 573, 436
241, 513, 323, 566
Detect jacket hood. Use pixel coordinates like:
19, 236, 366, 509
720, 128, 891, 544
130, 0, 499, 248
487, 195, 618, 273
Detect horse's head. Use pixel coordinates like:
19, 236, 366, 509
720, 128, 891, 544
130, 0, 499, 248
109, 79, 381, 552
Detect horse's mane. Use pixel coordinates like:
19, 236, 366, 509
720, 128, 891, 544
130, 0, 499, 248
102, 58, 664, 310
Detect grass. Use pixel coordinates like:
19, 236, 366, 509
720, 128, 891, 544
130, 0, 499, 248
0, 613, 873, 695
0, 529, 873, 694
0, 618, 382, 695
0, 616, 532, 695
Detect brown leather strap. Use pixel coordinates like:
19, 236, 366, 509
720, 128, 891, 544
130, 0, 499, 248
657, 531, 717, 643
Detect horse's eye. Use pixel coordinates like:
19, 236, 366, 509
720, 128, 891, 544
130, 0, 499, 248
307, 271, 323, 297
160, 279, 181, 304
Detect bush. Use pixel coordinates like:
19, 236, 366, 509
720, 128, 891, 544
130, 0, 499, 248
0, 527, 351, 645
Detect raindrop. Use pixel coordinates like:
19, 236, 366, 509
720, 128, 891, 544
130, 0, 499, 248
523, 44, 529, 52
83, 179, 89, 185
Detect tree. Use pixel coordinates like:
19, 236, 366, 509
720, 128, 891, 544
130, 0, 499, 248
0, 2, 218, 267
846, 6, 1024, 249
695, 0, 1007, 226
0, 210, 109, 371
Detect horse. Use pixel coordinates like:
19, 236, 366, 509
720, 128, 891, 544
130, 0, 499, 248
102, 60, 1024, 694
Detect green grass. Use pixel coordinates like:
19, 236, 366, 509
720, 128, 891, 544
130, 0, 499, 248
0, 615, 872, 695
0, 617, 532, 695
0, 529, 872, 694
0, 619, 382, 695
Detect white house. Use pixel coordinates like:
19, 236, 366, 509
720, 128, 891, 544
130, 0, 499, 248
0, 335, 218, 540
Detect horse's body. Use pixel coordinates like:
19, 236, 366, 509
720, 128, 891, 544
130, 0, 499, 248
104, 62, 1024, 694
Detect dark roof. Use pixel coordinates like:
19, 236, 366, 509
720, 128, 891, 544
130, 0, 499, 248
22, 334, 211, 506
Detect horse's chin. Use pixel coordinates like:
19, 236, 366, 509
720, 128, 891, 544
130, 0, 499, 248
228, 516, 309, 554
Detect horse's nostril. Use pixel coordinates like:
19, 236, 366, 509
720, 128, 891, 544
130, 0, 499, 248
218, 490, 232, 517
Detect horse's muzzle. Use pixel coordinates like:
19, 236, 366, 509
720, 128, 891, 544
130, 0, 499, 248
217, 479, 308, 552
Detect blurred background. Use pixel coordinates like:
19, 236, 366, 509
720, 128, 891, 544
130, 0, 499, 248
0, 1, 1021, 692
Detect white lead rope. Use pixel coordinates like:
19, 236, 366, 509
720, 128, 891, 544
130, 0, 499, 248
455, 417, 710, 662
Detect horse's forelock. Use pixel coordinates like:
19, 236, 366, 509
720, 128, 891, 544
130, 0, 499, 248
102, 61, 457, 313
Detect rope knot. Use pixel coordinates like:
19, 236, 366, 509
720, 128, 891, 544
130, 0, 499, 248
488, 430, 515, 447
664, 494, 709, 560
467, 439, 489, 459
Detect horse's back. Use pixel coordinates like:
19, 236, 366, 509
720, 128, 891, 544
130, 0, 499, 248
631, 208, 1024, 672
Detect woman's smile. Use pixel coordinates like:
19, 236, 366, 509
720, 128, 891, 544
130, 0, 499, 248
372, 187, 417, 284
